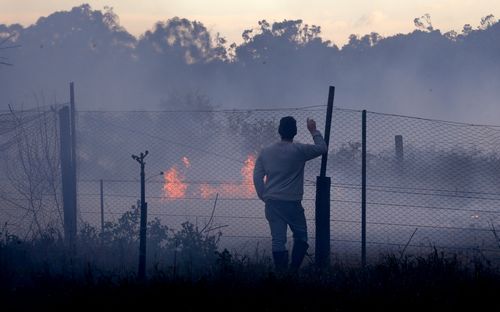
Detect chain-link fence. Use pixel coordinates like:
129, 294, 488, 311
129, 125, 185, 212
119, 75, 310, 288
2, 106, 500, 265
0, 109, 62, 239
363, 111, 500, 263
75, 107, 326, 256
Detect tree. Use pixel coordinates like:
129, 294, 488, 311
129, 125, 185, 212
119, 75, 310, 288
0, 104, 62, 238
414, 14, 434, 32
462, 24, 473, 35
479, 14, 497, 30
137, 17, 228, 64
235, 19, 329, 62
226, 111, 279, 155
0, 33, 20, 66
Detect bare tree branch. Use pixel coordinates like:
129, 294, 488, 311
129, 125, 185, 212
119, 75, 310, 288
2, 103, 62, 238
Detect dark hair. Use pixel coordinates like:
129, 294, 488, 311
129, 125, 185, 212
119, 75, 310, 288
278, 116, 297, 140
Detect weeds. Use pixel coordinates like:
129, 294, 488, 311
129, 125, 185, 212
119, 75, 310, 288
2, 205, 500, 311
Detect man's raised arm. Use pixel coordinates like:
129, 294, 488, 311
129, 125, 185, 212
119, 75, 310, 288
299, 118, 328, 160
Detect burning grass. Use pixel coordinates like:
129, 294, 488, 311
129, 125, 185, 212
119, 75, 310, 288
162, 155, 256, 200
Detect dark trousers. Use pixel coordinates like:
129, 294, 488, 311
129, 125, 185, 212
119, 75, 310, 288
265, 199, 308, 252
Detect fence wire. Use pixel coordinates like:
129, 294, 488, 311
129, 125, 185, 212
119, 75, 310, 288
0, 109, 62, 239
2, 107, 500, 265
364, 111, 500, 262
75, 107, 326, 255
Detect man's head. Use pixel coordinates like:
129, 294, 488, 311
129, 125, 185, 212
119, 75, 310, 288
278, 116, 297, 141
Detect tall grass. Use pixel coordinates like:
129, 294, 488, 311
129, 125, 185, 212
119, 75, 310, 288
2, 201, 500, 310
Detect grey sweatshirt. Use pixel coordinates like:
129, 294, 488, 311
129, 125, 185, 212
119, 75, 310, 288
253, 130, 328, 201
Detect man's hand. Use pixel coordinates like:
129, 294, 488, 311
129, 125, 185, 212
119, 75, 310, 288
307, 118, 317, 133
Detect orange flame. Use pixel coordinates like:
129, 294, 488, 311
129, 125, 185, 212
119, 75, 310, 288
200, 183, 218, 199
199, 154, 256, 199
162, 155, 257, 200
162, 165, 187, 200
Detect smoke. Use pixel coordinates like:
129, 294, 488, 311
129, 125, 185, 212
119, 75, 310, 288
0, 4, 499, 124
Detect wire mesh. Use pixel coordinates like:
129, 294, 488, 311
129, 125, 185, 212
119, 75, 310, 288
3, 106, 500, 265
75, 107, 326, 256
0, 109, 62, 238
328, 108, 363, 262
365, 111, 500, 263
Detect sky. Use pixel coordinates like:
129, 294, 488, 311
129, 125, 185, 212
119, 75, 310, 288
1, 0, 499, 46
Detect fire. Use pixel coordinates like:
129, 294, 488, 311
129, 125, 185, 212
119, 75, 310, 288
200, 183, 218, 198
162, 165, 187, 200
199, 154, 256, 199
162, 155, 257, 200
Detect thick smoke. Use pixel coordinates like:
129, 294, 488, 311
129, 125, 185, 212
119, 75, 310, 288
0, 4, 499, 124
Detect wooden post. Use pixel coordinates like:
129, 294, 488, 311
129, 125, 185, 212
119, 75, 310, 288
315, 86, 334, 268
100, 179, 104, 233
69, 82, 77, 237
395, 135, 403, 163
70, 82, 76, 166
59, 106, 76, 248
361, 110, 367, 268
320, 86, 335, 177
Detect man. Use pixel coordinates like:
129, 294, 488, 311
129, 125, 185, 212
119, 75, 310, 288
253, 116, 328, 272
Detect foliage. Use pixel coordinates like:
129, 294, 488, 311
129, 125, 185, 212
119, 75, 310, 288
227, 112, 279, 154
0, 201, 223, 283
2, 5, 500, 120
2, 243, 500, 311
167, 221, 221, 275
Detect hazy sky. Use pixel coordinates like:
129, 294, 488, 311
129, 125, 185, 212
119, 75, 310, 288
1, 0, 499, 46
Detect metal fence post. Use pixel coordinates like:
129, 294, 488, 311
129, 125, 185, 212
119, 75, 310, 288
361, 110, 367, 268
315, 86, 334, 267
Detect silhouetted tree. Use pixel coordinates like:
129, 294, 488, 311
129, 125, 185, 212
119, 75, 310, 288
0, 4, 500, 121
414, 13, 434, 32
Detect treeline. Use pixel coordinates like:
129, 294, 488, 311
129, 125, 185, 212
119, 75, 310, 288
0, 5, 499, 123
